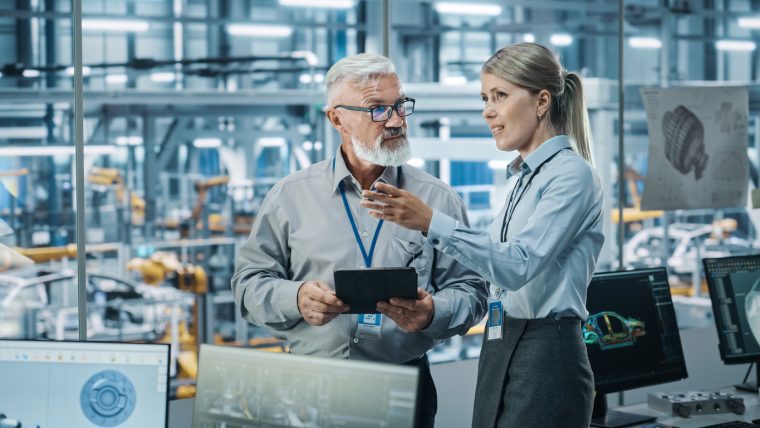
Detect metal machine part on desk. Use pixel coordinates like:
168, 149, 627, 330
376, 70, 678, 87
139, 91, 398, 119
648, 391, 746, 418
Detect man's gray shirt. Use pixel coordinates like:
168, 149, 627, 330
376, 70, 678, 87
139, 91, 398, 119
232, 151, 488, 363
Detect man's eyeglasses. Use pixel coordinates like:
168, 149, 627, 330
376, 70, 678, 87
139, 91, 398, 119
334, 97, 415, 122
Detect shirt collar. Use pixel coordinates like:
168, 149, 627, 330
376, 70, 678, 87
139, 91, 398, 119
332, 146, 400, 194
507, 135, 572, 178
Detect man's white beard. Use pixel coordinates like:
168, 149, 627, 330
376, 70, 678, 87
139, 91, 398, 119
351, 133, 411, 167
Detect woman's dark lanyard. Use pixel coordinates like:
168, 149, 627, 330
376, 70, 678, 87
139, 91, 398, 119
500, 149, 568, 242
333, 157, 402, 268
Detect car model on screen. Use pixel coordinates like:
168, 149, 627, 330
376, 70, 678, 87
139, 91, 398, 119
584, 311, 646, 351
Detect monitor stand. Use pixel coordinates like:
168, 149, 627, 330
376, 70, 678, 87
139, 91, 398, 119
735, 363, 759, 392
590, 393, 657, 428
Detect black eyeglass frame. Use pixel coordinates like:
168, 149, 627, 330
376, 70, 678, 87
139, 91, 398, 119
334, 97, 416, 122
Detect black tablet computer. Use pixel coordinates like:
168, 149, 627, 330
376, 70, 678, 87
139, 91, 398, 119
333, 267, 418, 314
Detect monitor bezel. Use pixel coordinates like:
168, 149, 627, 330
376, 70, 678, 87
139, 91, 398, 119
588, 267, 689, 394
0, 338, 171, 428
703, 255, 760, 365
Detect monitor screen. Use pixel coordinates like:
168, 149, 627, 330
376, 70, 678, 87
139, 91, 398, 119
0, 340, 170, 428
585, 268, 688, 393
192, 345, 418, 428
704, 255, 760, 364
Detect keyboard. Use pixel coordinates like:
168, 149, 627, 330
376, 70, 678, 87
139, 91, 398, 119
699, 421, 760, 428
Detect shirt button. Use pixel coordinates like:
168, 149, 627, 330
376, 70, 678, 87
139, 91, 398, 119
362, 231, 369, 238
353, 338, 359, 344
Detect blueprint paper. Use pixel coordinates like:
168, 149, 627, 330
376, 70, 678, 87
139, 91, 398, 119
640, 86, 748, 210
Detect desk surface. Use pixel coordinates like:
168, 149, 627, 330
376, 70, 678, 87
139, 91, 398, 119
611, 389, 759, 427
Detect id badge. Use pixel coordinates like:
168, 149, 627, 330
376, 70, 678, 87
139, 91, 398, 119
356, 313, 382, 340
487, 301, 503, 341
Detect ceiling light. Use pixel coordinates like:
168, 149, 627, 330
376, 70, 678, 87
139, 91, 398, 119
302, 141, 313, 151
115, 136, 143, 146
0, 145, 116, 157
550, 34, 573, 46
150, 72, 175, 83
258, 137, 286, 148
65, 66, 92, 76
226, 24, 293, 38
193, 138, 222, 148
738, 17, 760, 29
716, 40, 756, 51
313, 141, 323, 151
105, 74, 128, 84
522, 33, 535, 43
22, 69, 40, 78
443, 75, 467, 85
299, 73, 313, 84
629, 37, 662, 49
434, 2, 502, 16
279, 0, 356, 9
82, 19, 149, 32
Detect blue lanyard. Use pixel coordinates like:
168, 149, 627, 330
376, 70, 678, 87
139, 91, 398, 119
334, 157, 384, 268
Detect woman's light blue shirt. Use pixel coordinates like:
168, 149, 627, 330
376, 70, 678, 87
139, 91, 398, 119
427, 135, 604, 319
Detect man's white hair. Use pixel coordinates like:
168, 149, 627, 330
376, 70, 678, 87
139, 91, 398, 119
325, 53, 396, 106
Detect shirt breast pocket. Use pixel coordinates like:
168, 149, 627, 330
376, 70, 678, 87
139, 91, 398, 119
390, 236, 435, 292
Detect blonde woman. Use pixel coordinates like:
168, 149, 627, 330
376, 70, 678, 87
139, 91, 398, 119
361, 43, 603, 427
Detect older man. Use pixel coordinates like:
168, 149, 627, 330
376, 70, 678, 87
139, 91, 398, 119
232, 53, 487, 427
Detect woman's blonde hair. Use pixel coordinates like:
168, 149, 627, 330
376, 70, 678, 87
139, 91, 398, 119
482, 43, 594, 164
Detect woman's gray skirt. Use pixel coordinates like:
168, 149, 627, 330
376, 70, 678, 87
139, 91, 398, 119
471, 316, 594, 428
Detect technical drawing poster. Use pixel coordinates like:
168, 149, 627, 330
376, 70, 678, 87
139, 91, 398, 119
640, 86, 748, 210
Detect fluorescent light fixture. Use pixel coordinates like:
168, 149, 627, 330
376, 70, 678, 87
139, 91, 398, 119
22, 69, 40, 78
716, 40, 756, 51
434, 2, 502, 16
279, 0, 356, 8
227, 24, 292, 37
193, 138, 222, 148
313, 141, 323, 151
407, 158, 425, 167
82, 19, 149, 32
629, 37, 662, 49
523, 33, 535, 43
738, 17, 760, 29
150, 72, 176, 83
299, 73, 313, 84
487, 160, 509, 170
550, 34, 573, 46
0, 127, 47, 139
65, 66, 92, 76
105, 74, 128, 84
0, 145, 116, 157
302, 141, 313, 151
115, 136, 143, 146
443, 75, 467, 85
258, 137, 286, 148
312, 73, 324, 83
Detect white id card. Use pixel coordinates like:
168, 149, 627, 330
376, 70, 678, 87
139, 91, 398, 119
356, 313, 382, 340
487, 301, 503, 341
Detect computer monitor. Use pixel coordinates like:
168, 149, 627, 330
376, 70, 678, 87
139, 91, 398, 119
192, 344, 418, 428
0, 340, 170, 428
703, 255, 760, 391
586, 268, 688, 428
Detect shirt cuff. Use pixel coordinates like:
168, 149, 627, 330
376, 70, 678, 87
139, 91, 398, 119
426, 209, 458, 248
277, 280, 305, 321
421, 294, 449, 338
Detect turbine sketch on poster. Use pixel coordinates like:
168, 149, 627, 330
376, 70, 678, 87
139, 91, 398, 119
640, 86, 748, 210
